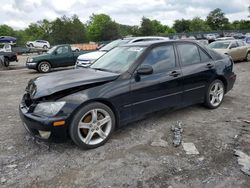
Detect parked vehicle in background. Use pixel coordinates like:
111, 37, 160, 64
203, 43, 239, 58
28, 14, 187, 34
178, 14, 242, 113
208, 40, 250, 61
245, 36, 250, 44
197, 40, 209, 46
0, 51, 18, 67
233, 33, 245, 39
26, 44, 87, 73
19, 40, 236, 149
187, 36, 196, 40
75, 36, 169, 68
26, 40, 50, 49
0, 36, 16, 44
0, 44, 12, 52
216, 37, 235, 41
206, 34, 216, 42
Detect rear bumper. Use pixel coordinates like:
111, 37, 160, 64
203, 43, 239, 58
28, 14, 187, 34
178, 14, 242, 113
19, 104, 69, 142
226, 73, 236, 93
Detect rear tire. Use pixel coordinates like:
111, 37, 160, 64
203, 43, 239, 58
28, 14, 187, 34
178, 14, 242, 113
37, 61, 51, 73
4, 58, 10, 67
69, 102, 115, 149
204, 79, 225, 109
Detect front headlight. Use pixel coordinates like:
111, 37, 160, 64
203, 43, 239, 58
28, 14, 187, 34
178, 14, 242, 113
33, 101, 66, 116
27, 58, 33, 62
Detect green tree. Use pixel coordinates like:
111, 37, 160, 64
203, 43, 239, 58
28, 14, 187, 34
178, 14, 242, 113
173, 19, 191, 33
0, 25, 16, 36
87, 14, 120, 41
206, 8, 229, 30
139, 17, 157, 35
139, 17, 173, 35
189, 17, 211, 32
50, 15, 87, 44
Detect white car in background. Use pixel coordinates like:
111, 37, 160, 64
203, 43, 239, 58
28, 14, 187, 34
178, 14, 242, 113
26, 40, 50, 49
75, 36, 169, 68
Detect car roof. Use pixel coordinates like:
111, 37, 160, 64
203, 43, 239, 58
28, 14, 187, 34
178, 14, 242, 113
121, 40, 200, 47
122, 36, 168, 40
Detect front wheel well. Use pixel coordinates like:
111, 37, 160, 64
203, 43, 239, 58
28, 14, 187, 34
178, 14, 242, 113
37, 60, 51, 69
70, 99, 120, 129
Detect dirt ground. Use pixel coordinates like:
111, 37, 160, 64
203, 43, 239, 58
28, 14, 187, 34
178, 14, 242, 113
0, 56, 250, 188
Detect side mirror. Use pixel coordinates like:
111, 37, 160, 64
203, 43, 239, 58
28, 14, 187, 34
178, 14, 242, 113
136, 65, 153, 75
54, 51, 58, 55
229, 45, 236, 49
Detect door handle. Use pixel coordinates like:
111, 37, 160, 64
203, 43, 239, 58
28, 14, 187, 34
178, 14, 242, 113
206, 63, 214, 69
169, 71, 181, 77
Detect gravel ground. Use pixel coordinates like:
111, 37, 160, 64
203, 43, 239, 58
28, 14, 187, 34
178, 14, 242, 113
0, 56, 250, 188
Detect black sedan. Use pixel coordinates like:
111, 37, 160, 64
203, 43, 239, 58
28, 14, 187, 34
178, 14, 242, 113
19, 40, 236, 149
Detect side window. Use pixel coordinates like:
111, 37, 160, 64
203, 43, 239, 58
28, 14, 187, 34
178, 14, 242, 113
199, 48, 212, 63
230, 41, 238, 49
237, 41, 246, 47
56, 46, 69, 54
177, 44, 200, 66
141, 45, 176, 73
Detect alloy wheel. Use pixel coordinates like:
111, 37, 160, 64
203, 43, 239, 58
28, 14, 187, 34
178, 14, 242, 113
209, 82, 224, 107
40, 63, 50, 72
77, 108, 112, 145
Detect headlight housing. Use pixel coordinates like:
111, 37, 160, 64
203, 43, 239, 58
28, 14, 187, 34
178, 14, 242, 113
33, 102, 66, 117
27, 58, 33, 62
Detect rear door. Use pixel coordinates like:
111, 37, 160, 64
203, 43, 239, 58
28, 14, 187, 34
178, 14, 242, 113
236, 40, 248, 59
176, 42, 215, 106
228, 41, 240, 60
129, 44, 183, 117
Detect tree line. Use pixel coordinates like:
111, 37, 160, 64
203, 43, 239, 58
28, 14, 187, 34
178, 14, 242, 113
0, 8, 250, 46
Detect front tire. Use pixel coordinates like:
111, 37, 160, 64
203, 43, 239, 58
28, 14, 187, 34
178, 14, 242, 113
69, 102, 115, 149
204, 79, 225, 109
246, 52, 250, 62
37, 61, 51, 73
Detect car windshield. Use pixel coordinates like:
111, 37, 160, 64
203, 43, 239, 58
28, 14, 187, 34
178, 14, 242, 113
47, 46, 57, 54
208, 41, 230, 49
90, 46, 145, 73
100, 39, 131, 51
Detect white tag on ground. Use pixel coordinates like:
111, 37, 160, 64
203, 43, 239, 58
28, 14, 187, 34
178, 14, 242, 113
182, 142, 199, 155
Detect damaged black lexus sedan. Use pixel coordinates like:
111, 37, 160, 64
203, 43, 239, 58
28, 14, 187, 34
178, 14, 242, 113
19, 40, 236, 149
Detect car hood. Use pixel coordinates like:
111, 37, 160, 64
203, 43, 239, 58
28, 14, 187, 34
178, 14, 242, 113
77, 51, 106, 61
32, 53, 50, 60
212, 48, 228, 54
28, 68, 120, 99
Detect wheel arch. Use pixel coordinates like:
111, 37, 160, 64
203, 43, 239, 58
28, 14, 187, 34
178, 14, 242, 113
37, 60, 52, 69
69, 98, 120, 129
215, 76, 228, 92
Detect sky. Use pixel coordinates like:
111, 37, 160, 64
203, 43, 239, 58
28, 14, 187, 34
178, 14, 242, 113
1, 0, 249, 30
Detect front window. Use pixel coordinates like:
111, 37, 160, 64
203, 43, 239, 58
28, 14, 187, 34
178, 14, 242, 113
91, 46, 145, 73
208, 41, 230, 49
47, 46, 57, 54
100, 39, 131, 51
140, 45, 176, 73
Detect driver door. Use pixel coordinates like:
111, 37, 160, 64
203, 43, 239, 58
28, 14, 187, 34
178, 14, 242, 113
129, 44, 183, 118
53, 46, 73, 67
